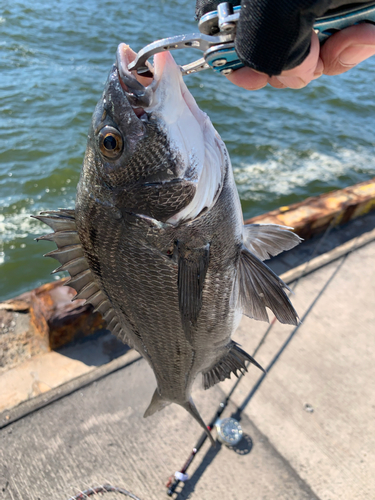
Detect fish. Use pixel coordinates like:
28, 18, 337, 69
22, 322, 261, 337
34, 44, 301, 445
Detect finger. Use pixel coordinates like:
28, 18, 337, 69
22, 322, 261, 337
313, 57, 324, 79
225, 66, 268, 90
321, 23, 375, 75
276, 30, 321, 88
268, 76, 287, 89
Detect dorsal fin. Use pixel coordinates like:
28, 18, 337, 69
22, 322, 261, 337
202, 341, 265, 390
243, 223, 302, 261
32, 209, 126, 341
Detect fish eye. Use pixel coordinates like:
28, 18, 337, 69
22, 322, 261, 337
98, 126, 123, 160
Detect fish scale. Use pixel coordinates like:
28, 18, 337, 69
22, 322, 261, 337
34, 46, 301, 445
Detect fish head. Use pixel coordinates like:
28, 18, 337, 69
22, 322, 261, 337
82, 55, 149, 188
78, 44, 225, 224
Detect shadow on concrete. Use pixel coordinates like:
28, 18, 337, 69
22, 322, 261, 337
268, 210, 375, 276
227, 433, 253, 455
56, 329, 129, 367
177, 441, 223, 499
176, 252, 348, 498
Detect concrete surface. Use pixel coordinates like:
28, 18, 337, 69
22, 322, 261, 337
0, 239, 374, 500
1, 211, 374, 418
0, 357, 319, 500
267, 209, 375, 276
0, 331, 129, 413
225, 241, 375, 500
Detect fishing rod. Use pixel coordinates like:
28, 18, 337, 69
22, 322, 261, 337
166, 366, 246, 496
165, 315, 275, 496
166, 215, 339, 496
166, 318, 275, 496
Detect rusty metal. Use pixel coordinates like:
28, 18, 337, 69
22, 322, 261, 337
0, 300, 30, 312
29, 279, 105, 350
244, 177, 375, 239
0, 279, 106, 372
0, 293, 47, 373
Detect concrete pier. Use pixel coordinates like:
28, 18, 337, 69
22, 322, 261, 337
1, 220, 375, 499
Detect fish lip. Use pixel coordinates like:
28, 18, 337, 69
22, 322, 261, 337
115, 43, 156, 112
115, 43, 184, 113
115, 45, 225, 226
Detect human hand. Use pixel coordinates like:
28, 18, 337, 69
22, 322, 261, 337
226, 23, 375, 90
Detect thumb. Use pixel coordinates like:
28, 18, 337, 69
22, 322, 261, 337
322, 23, 375, 75
276, 31, 322, 89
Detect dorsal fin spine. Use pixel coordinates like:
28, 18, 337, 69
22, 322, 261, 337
34, 209, 123, 337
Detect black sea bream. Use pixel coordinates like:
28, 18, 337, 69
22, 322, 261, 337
35, 44, 300, 444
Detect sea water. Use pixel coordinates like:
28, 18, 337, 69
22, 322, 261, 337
1, 0, 374, 300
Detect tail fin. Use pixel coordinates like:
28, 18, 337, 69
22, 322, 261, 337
144, 390, 215, 447
143, 389, 171, 418
182, 398, 215, 447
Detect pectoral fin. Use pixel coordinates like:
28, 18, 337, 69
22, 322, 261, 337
177, 242, 210, 344
202, 341, 265, 390
239, 246, 299, 325
243, 223, 302, 261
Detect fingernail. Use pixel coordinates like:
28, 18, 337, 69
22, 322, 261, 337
313, 68, 323, 79
276, 76, 306, 89
339, 44, 375, 66
226, 67, 268, 90
313, 58, 324, 78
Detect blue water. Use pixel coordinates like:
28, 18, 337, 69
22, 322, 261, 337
1, 0, 375, 300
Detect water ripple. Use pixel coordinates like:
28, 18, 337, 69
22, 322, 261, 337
0, 0, 374, 300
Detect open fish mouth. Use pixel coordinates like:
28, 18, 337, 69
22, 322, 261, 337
115, 43, 208, 125
116, 44, 155, 118
115, 43, 225, 225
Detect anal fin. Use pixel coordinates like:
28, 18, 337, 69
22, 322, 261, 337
202, 341, 265, 390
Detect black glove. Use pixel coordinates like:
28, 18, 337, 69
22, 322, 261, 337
195, 0, 369, 76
